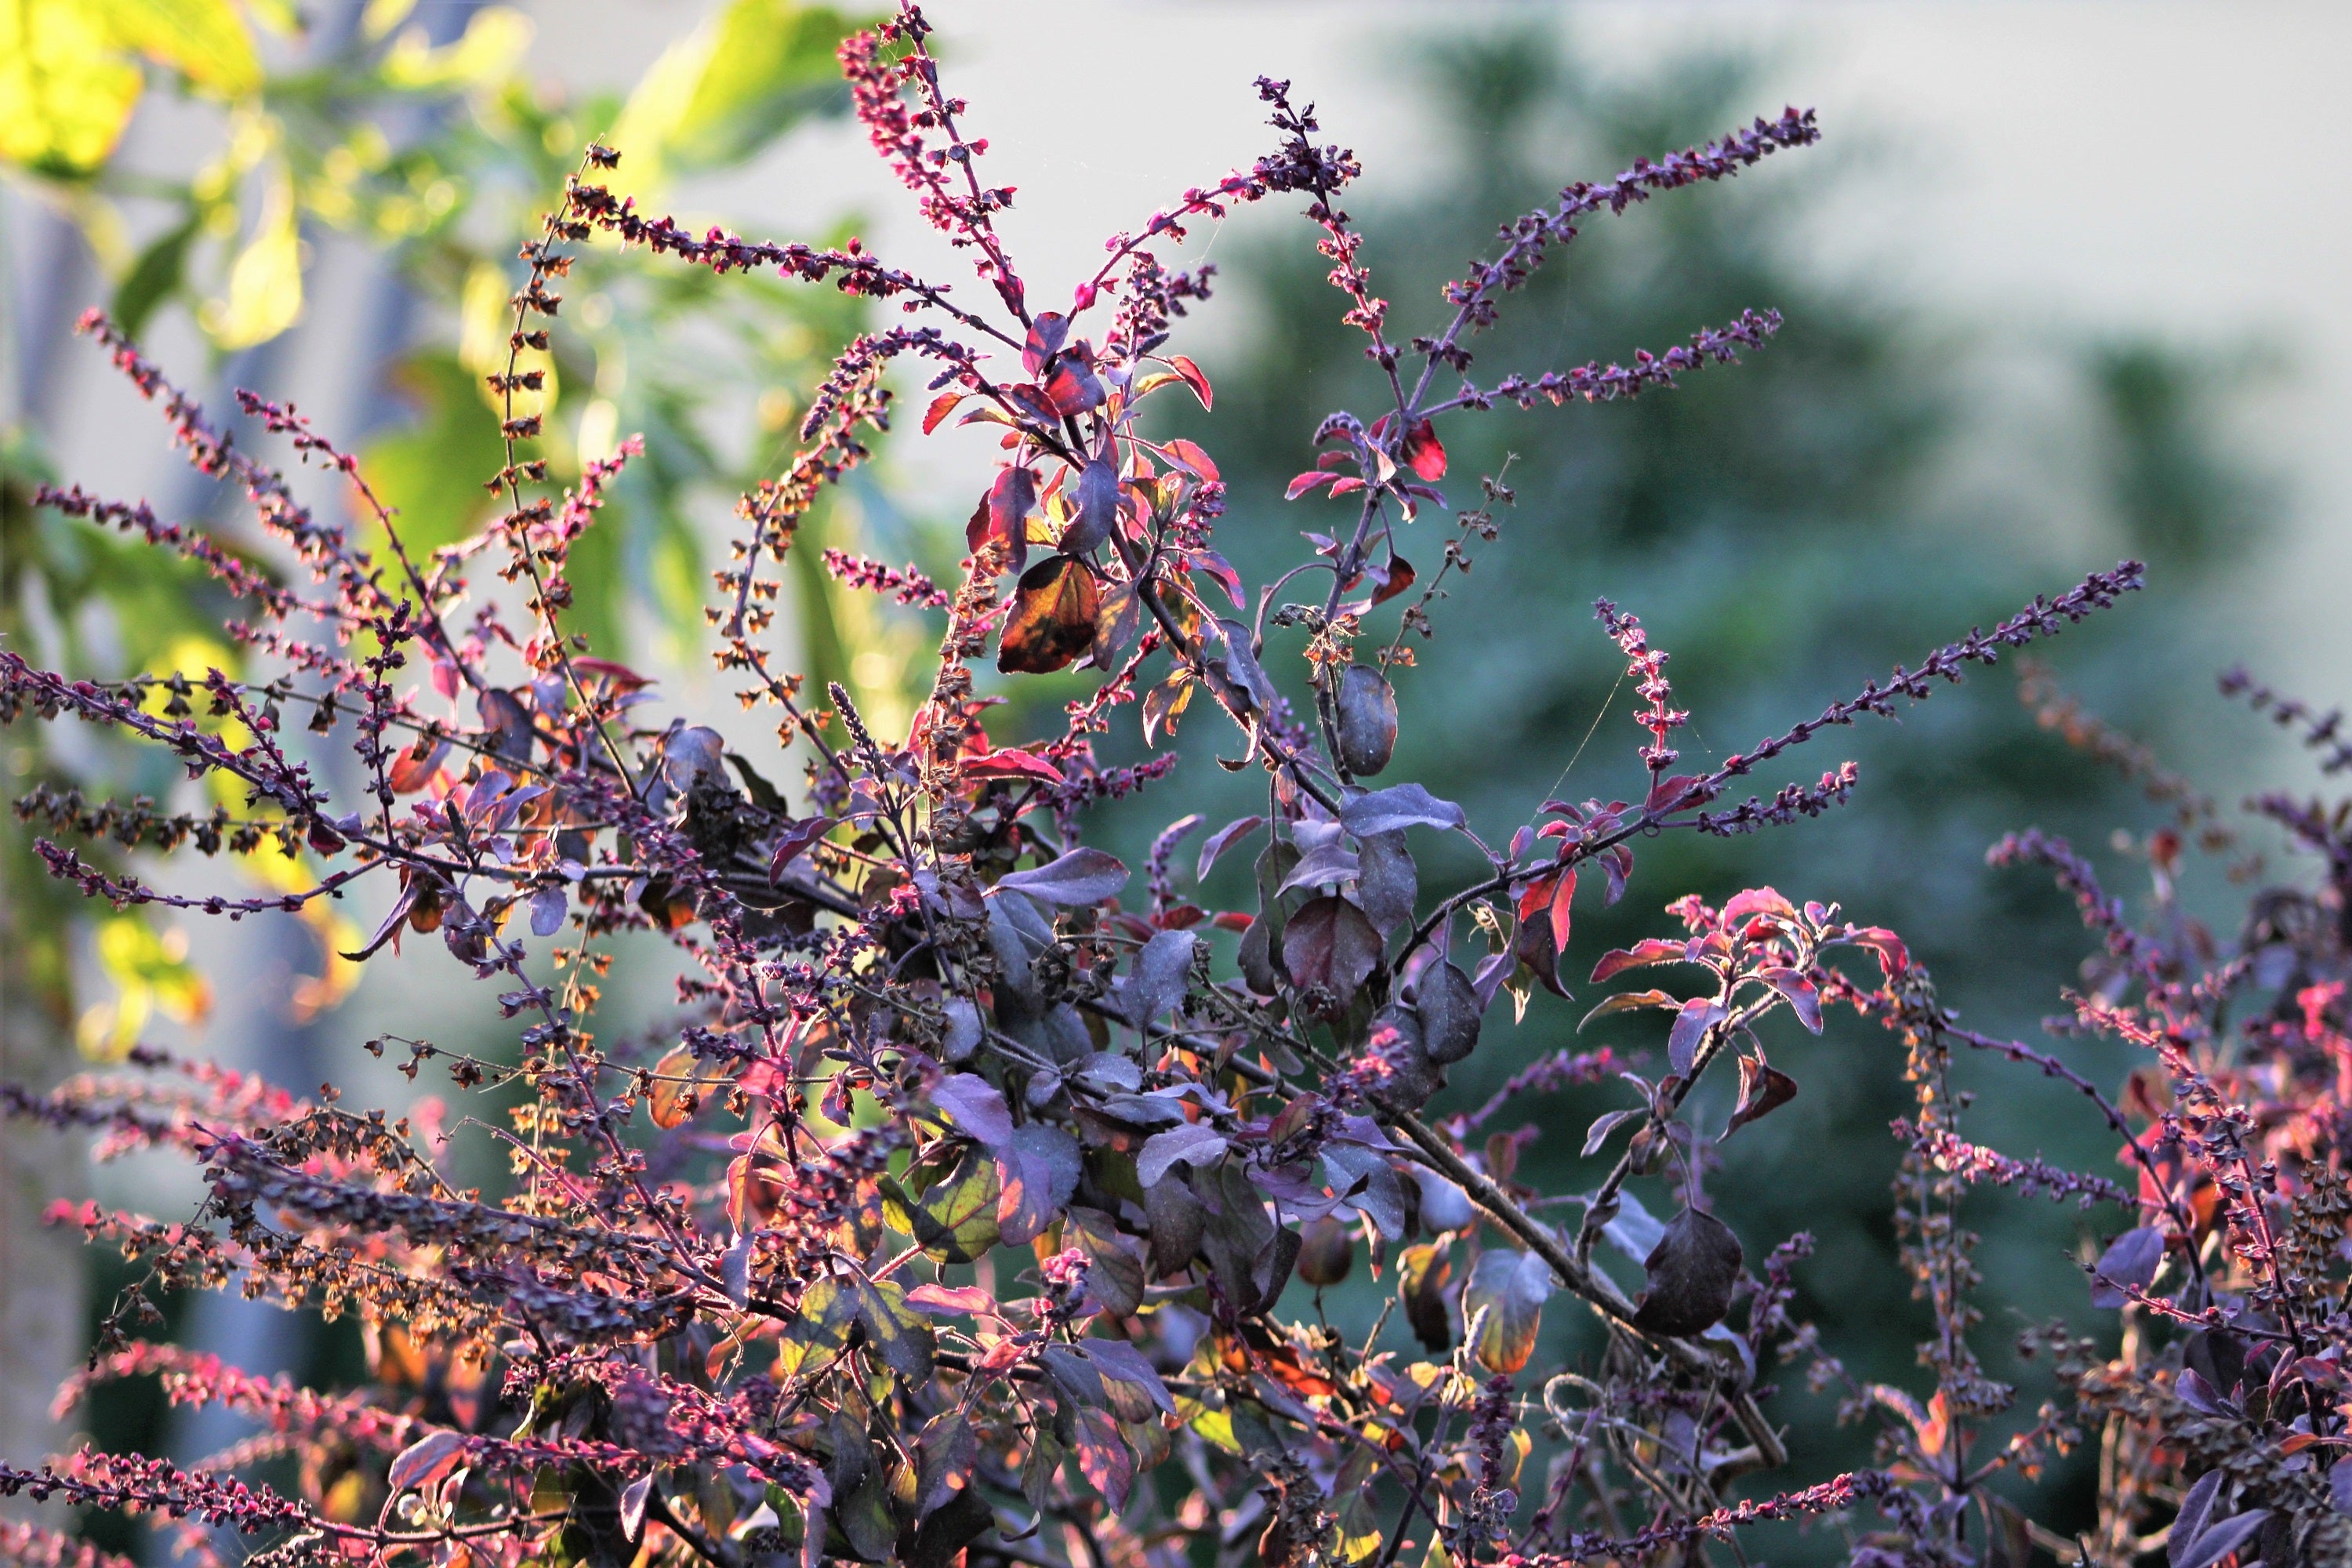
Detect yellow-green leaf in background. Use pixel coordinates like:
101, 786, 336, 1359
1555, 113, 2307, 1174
238, 0, 301, 37
0, 0, 144, 176
356, 352, 506, 559
608, 0, 855, 193
79, 913, 210, 1059
103, 0, 262, 98
358, 0, 412, 41
379, 5, 528, 93
203, 166, 299, 347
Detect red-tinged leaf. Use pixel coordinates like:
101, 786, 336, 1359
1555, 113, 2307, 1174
1400, 418, 1445, 481
387, 1430, 468, 1497
1189, 549, 1245, 610
1721, 887, 1798, 927
768, 816, 837, 880
1370, 554, 1417, 606
956, 401, 1018, 430
1724, 1055, 1798, 1136
1668, 997, 1725, 1075
1511, 907, 1571, 1000
1163, 437, 1219, 483
1646, 772, 1704, 813
987, 466, 1039, 551
1756, 966, 1823, 1033
1043, 357, 1105, 416
1071, 1408, 1134, 1509
387, 739, 449, 793
963, 747, 1065, 785
572, 656, 655, 691
1022, 310, 1069, 376
1329, 476, 1367, 497
1283, 895, 1384, 1003
997, 556, 1099, 674
1287, 470, 1338, 501
1548, 866, 1577, 954
906, 1283, 997, 1318
965, 495, 993, 552
1169, 354, 1213, 410
1579, 989, 1679, 1029
1196, 815, 1265, 883
1844, 925, 1911, 980
1210, 910, 1253, 932
996, 1122, 1080, 1247
647, 1046, 708, 1130
1590, 939, 1692, 983
1517, 872, 1561, 930
924, 390, 966, 434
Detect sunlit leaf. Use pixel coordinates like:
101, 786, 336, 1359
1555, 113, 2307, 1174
882, 1142, 1000, 1264
205, 172, 301, 350
0, 0, 143, 176
996, 555, 1098, 674
1462, 1248, 1552, 1374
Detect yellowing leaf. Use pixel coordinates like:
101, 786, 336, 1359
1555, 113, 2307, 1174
0, 0, 143, 175
204, 169, 300, 348
81, 914, 210, 1059
608, 0, 851, 194
103, 0, 262, 98
379, 5, 528, 92
358, 0, 412, 40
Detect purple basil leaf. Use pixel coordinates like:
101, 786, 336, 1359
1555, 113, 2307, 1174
997, 847, 1128, 906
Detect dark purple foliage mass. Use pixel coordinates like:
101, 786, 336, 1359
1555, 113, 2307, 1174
5, 8, 2347, 1566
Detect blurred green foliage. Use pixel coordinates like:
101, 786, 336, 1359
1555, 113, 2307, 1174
1, 0, 898, 1039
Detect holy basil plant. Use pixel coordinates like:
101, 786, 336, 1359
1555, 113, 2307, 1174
12, 7, 2340, 1566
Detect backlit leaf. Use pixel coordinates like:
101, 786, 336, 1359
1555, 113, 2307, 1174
883, 1142, 1000, 1264
1168, 354, 1213, 409
996, 555, 1098, 674
851, 1273, 935, 1380
1463, 1248, 1552, 1374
